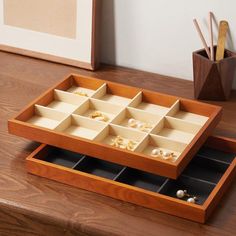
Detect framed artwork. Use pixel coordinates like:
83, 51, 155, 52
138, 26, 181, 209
0, 0, 100, 70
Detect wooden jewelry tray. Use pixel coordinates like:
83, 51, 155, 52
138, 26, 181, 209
26, 136, 236, 223
8, 74, 222, 178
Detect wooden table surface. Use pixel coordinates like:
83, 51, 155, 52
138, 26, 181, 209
0, 51, 236, 236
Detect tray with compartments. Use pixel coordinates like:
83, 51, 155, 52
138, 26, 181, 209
26, 136, 236, 223
8, 74, 222, 178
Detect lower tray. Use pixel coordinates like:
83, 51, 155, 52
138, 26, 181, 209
26, 136, 236, 223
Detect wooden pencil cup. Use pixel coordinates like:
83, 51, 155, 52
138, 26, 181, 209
193, 46, 236, 101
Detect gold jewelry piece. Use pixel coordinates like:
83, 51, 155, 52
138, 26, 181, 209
151, 148, 175, 160
89, 111, 109, 122
127, 118, 152, 132
110, 135, 136, 151
74, 91, 88, 97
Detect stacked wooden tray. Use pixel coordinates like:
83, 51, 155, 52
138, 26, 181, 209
8, 74, 236, 223
8, 74, 222, 178
26, 136, 236, 223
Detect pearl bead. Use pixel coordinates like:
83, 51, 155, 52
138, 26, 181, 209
128, 118, 136, 125
176, 190, 185, 198
151, 149, 159, 156
137, 123, 143, 129
187, 198, 195, 203
163, 151, 171, 157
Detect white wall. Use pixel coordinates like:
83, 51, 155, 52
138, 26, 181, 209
101, 0, 236, 89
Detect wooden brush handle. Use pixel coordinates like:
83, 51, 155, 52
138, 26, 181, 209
216, 21, 229, 61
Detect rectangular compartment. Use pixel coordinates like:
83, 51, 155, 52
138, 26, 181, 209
8, 74, 222, 178
73, 98, 123, 123
135, 135, 187, 162
166, 100, 209, 125
128, 92, 177, 116
26, 136, 236, 223
74, 157, 124, 179
26, 105, 68, 129
116, 168, 167, 192
39, 146, 85, 168
46, 89, 88, 113
197, 146, 236, 164
182, 156, 229, 184
151, 117, 202, 143
57, 75, 105, 97
92, 83, 140, 106
55, 115, 107, 140
111, 107, 161, 132
94, 124, 147, 151
159, 176, 216, 205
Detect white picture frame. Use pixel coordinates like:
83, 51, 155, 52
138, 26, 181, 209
0, 0, 99, 70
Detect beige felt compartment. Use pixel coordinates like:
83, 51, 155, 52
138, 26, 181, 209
27, 105, 68, 129
135, 134, 187, 162
151, 117, 202, 144
92, 84, 133, 106
73, 98, 124, 123
94, 124, 147, 151
46, 89, 88, 113
54, 115, 107, 140
128, 92, 171, 116
166, 100, 209, 125
67, 86, 97, 97
111, 107, 162, 132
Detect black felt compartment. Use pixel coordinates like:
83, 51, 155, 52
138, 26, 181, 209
159, 176, 215, 205
116, 168, 167, 192
183, 156, 229, 184
42, 148, 84, 168
74, 156, 124, 179
197, 147, 236, 164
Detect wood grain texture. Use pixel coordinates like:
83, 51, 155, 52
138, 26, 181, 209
0, 51, 236, 235
25, 138, 236, 223
193, 47, 236, 100
8, 74, 222, 179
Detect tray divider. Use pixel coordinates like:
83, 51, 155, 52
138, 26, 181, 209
181, 174, 217, 186
109, 108, 126, 124
165, 100, 180, 117
196, 154, 231, 165
112, 167, 128, 181
91, 83, 107, 99
72, 155, 88, 169
156, 178, 170, 193
128, 91, 142, 108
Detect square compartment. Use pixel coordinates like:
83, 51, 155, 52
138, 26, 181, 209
55, 115, 106, 140
166, 100, 209, 125
74, 156, 124, 179
151, 117, 202, 143
73, 98, 123, 123
59, 75, 105, 97
94, 124, 147, 151
46, 90, 87, 113
159, 176, 216, 205
111, 107, 161, 132
183, 156, 229, 184
41, 147, 85, 168
26, 105, 68, 129
116, 168, 167, 192
92, 83, 140, 106
128, 91, 177, 116
136, 135, 187, 162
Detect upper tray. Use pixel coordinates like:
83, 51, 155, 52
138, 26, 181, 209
8, 74, 222, 178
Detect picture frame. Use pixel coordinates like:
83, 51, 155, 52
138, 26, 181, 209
0, 0, 100, 70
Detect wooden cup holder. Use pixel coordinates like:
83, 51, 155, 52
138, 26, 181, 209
193, 46, 236, 101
